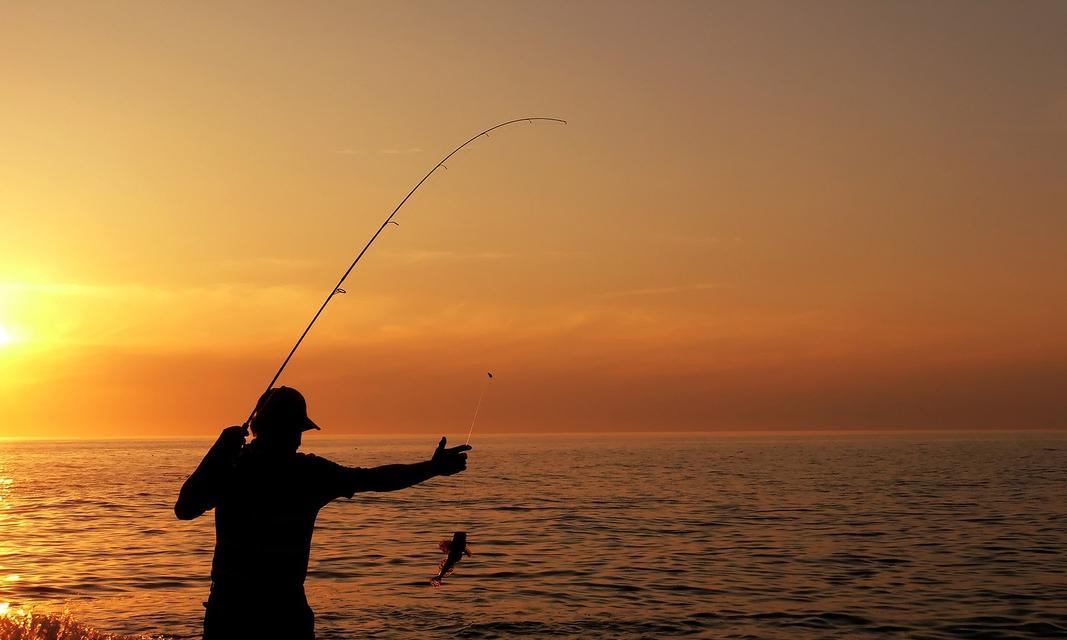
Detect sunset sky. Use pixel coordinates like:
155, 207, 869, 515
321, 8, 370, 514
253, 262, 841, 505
1, 1, 1064, 437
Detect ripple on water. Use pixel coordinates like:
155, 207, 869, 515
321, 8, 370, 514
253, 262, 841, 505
1, 434, 1065, 639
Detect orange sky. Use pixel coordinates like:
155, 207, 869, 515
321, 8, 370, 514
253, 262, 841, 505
1, 1, 1065, 437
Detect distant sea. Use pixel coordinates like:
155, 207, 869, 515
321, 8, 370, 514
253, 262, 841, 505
1, 433, 1065, 639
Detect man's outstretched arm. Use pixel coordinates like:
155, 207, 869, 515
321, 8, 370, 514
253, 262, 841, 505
175, 425, 245, 520
352, 437, 471, 493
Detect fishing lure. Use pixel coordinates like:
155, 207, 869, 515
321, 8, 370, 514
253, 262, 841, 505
431, 531, 472, 587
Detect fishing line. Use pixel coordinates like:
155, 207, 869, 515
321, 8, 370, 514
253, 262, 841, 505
465, 372, 493, 446
431, 371, 493, 587
242, 118, 566, 431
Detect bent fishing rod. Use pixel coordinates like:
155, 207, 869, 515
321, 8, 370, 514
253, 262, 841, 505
243, 118, 567, 431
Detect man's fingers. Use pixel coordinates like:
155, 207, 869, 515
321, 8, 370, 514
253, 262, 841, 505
436, 436, 447, 451
447, 444, 473, 454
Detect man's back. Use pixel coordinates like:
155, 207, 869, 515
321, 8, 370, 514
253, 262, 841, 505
202, 443, 357, 639
211, 443, 355, 595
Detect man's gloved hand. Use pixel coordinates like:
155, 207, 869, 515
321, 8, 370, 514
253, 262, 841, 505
430, 437, 472, 476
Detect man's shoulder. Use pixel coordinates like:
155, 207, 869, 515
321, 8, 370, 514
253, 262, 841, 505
295, 452, 338, 467
293, 452, 360, 500
293, 452, 352, 476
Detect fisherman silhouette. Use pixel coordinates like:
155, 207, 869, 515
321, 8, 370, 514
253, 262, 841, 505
174, 386, 471, 640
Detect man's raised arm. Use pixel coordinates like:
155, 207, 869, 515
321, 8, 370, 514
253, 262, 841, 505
175, 425, 245, 520
351, 437, 471, 493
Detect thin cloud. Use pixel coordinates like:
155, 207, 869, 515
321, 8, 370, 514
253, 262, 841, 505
598, 282, 722, 300
216, 256, 318, 270
665, 234, 743, 246
383, 249, 513, 264
335, 147, 425, 155
0, 280, 317, 302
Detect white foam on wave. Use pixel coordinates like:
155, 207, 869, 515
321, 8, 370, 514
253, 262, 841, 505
0, 607, 163, 640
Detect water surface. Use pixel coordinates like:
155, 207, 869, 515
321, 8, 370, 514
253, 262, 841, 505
1, 433, 1065, 638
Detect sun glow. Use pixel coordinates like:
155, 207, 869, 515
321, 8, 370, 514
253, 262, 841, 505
0, 325, 14, 347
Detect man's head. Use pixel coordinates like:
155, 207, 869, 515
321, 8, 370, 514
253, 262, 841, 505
250, 386, 320, 451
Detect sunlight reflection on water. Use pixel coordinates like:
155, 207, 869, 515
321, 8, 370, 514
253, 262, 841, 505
0, 433, 1065, 639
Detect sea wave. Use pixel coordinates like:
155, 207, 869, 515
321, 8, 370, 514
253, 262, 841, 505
0, 608, 162, 640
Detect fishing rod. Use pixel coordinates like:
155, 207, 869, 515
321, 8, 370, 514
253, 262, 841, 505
243, 118, 567, 431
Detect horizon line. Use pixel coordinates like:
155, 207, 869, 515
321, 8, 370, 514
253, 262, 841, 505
2, 427, 1065, 443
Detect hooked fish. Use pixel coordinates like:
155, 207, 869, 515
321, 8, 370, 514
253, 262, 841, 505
431, 531, 472, 587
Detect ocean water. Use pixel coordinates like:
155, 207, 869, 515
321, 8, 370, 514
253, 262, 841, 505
0, 433, 1065, 639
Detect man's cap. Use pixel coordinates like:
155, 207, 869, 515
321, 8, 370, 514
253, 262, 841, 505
252, 386, 320, 434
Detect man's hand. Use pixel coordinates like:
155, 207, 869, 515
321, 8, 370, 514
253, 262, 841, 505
217, 425, 247, 456
175, 425, 245, 520
430, 437, 472, 476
